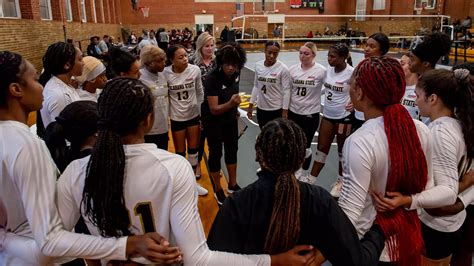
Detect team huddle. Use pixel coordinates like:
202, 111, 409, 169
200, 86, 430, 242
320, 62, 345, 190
0, 30, 473, 266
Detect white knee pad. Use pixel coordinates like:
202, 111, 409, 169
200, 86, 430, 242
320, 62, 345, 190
305, 148, 312, 158
188, 152, 198, 167
314, 149, 328, 164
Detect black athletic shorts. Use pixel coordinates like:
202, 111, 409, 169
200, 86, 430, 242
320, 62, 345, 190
170, 116, 200, 132
421, 221, 462, 260
323, 112, 354, 125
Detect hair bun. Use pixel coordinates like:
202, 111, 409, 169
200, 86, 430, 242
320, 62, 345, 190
454, 68, 470, 82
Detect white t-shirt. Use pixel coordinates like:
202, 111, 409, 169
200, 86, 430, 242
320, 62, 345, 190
250, 60, 291, 111
164, 64, 203, 121
410, 116, 468, 232
40, 76, 81, 128
77, 88, 99, 102
338, 116, 432, 261
0, 121, 127, 265
401, 85, 419, 120
286, 63, 327, 115
57, 144, 270, 265
140, 68, 169, 135
322, 65, 354, 119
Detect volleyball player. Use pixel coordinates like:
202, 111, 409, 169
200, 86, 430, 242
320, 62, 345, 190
202, 43, 246, 204
107, 47, 141, 79
247, 41, 290, 128
0, 51, 181, 265
399, 53, 420, 119
449, 62, 474, 266
338, 56, 432, 265
286, 42, 326, 183
139, 45, 169, 151
309, 43, 354, 195
372, 68, 474, 265
350, 33, 391, 133
56, 77, 316, 265
38, 42, 83, 136
408, 32, 451, 124
409, 32, 451, 76
75, 56, 107, 102
164, 44, 207, 196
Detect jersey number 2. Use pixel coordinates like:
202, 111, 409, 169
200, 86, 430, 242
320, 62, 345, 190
132, 202, 156, 233
326, 91, 333, 101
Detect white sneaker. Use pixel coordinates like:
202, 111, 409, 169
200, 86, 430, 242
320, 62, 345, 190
295, 169, 316, 185
330, 177, 343, 198
196, 184, 208, 196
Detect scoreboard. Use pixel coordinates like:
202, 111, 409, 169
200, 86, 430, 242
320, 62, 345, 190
290, 0, 324, 9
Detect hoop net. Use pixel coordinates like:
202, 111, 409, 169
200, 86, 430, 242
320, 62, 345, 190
140, 6, 150, 18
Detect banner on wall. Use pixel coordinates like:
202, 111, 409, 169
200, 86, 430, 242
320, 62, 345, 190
290, 0, 324, 9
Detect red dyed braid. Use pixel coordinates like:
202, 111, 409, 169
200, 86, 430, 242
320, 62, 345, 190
354, 56, 428, 266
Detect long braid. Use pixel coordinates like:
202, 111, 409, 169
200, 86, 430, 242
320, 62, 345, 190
256, 118, 306, 254
82, 78, 153, 237
354, 57, 428, 265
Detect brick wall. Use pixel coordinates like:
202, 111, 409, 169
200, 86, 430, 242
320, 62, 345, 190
0, 19, 121, 70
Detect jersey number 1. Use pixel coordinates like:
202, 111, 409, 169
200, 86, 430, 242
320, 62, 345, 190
132, 202, 156, 233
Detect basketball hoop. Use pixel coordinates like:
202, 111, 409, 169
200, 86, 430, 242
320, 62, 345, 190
415, 8, 422, 15
140, 6, 149, 18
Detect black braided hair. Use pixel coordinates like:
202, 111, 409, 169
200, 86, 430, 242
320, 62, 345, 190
0, 51, 26, 107
43, 101, 99, 172
82, 77, 154, 237
39, 42, 77, 86
255, 118, 306, 254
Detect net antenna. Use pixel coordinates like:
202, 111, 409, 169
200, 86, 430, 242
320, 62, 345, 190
140, 6, 150, 18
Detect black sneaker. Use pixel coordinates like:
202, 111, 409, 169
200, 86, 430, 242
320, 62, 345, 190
227, 184, 241, 194
214, 189, 227, 206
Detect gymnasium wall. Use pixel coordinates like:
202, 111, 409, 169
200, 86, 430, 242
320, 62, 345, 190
0, 19, 121, 70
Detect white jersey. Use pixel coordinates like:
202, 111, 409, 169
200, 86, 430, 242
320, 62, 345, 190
77, 88, 99, 102
40, 76, 81, 128
250, 60, 291, 111
140, 68, 169, 135
410, 116, 467, 232
57, 144, 270, 265
323, 65, 354, 119
0, 121, 127, 265
164, 64, 203, 121
354, 110, 365, 120
338, 116, 432, 261
286, 63, 326, 115
401, 85, 420, 120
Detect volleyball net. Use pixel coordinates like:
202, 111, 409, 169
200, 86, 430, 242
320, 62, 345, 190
231, 14, 451, 48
